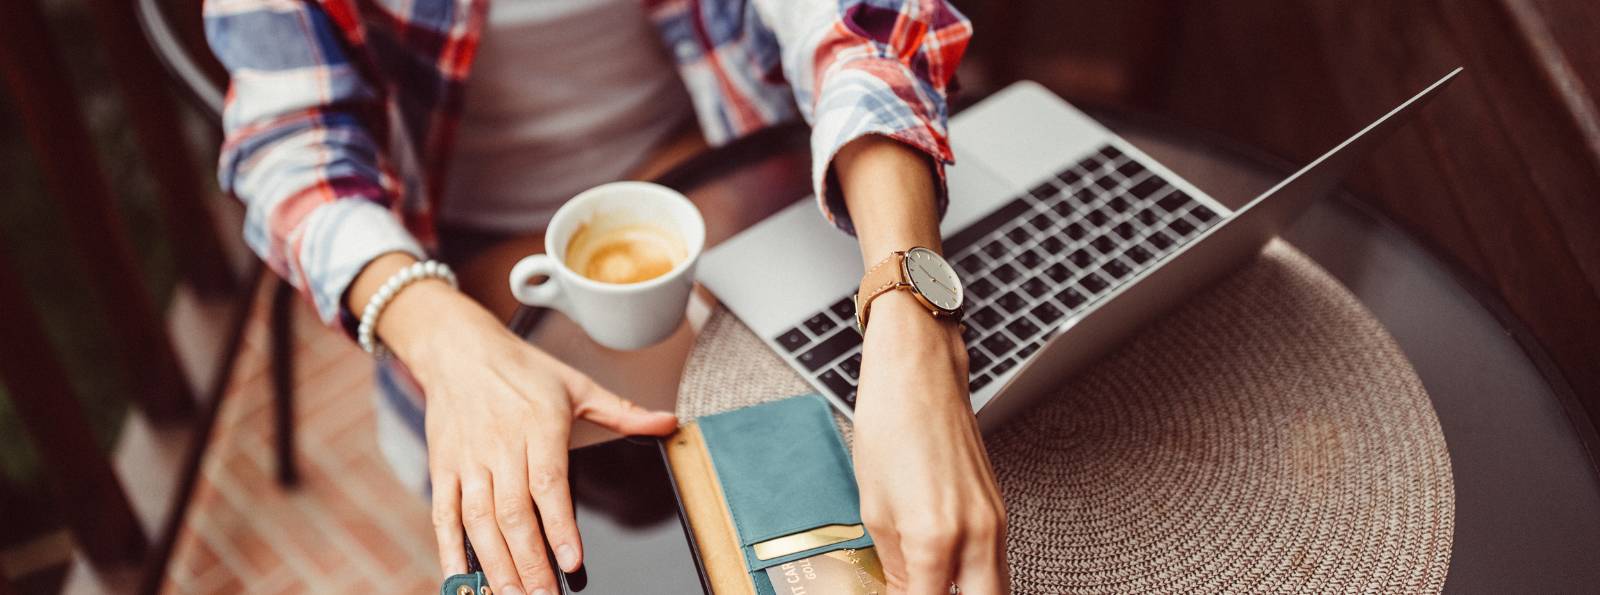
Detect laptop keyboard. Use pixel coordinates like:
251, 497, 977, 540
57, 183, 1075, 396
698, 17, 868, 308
772, 145, 1220, 409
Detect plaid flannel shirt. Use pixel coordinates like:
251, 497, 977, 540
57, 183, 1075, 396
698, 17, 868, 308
204, 0, 971, 331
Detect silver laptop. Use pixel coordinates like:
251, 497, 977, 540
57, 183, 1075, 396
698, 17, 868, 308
699, 69, 1462, 432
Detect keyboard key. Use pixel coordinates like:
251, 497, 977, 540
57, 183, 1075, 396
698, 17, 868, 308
1092, 175, 1119, 191
970, 307, 1003, 329
1102, 259, 1131, 280
1018, 341, 1043, 359
1136, 208, 1160, 225
1116, 160, 1143, 179
982, 333, 1016, 356
804, 312, 834, 335
1148, 232, 1174, 251
1113, 222, 1136, 240
1005, 225, 1029, 244
1090, 235, 1116, 254
1057, 168, 1083, 186
982, 240, 1007, 258
1044, 263, 1072, 282
1030, 182, 1056, 200
1063, 223, 1086, 240
1171, 217, 1196, 236
1031, 301, 1063, 324
1028, 212, 1053, 231
1069, 249, 1094, 267
798, 330, 861, 371
1193, 205, 1219, 223
1086, 209, 1110, 226
1100, 146, 1124, 160
1041, 235, 1067, 254
1050, 197, 1075, 217
997, 291, 1028, 311
840, 353, 862, 379
1081, 273, 1109, 294
1080, 156, 1104, 171
1017, 249, 1045, 269
829, 297, 855, 320
967, 348, 991, 373
968, 277, 998, 299
777, 328, 809, 353
962, 323, 982, 344
1021, 277, 1050, 297
992, 357, 1018, 375
992, 263, 1021, 283
1126, 245, 1153, 264
817, 369, 855, 400
956, 253, 982, 274
969, 374, 993, 392
1158, 191, 1193, 212
1108, 195, 1131, 213
1007, 317, 1040, 340
1057, 287, 1087, 309
1131, 177, 1164, 200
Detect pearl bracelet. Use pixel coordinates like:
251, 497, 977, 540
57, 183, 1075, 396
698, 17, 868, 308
357, 259, 458, 359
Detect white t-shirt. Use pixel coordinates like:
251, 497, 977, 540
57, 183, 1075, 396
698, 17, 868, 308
440, 0, 695, 232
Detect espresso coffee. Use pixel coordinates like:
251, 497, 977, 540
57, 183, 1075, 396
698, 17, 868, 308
565, 222, 686, 284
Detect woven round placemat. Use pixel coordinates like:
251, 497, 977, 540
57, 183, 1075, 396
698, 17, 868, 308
678, 241, 1455, 593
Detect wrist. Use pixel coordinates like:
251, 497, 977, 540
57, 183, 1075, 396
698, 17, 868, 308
378, 281, 481, 363
862, 290, 964, 355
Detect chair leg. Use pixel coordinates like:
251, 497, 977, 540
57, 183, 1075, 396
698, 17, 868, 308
270, 279, 299, 487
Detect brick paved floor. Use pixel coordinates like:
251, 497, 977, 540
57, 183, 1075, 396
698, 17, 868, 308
159, 289, 438, 594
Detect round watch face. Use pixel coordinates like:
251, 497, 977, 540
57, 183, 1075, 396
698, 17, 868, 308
903, 247, 963, 312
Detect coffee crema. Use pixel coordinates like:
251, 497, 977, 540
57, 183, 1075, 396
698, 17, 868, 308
564, 222, 686, 284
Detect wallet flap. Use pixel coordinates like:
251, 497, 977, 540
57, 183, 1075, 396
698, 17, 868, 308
696, 395, 870, 571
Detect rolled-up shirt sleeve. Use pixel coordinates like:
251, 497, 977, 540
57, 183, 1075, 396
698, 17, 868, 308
756, 0, 972, 234
207, 0, 424, 332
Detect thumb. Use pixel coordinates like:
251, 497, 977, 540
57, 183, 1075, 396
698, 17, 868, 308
566, 374, 678, 436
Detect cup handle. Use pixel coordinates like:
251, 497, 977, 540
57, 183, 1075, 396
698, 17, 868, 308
508, 254, 570, 313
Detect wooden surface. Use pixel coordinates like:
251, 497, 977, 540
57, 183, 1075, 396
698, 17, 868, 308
976, 0, 1600, 429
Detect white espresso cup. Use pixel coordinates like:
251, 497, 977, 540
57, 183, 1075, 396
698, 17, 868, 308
508, 182, 705, 350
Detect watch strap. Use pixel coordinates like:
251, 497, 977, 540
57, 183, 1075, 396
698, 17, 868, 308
854, 251, 908, 332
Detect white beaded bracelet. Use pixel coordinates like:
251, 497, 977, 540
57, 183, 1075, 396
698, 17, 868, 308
357, 260, 458, 359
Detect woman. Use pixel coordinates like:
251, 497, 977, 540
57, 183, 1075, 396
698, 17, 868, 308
206, 0, 1006, 593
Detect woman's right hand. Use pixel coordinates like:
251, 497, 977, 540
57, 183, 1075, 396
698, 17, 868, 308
356, 254, 679, 595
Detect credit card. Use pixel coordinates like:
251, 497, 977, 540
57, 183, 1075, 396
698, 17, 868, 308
752, 523, 866, 560
764, 546, 886, 595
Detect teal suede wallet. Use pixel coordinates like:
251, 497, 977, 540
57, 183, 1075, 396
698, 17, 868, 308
664, 394, 874, 595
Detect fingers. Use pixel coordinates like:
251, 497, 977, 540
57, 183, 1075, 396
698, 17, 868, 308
431, 474, 467, 578
566, 373, 677, 436
953, 545, 1008, 595
899, 526, 959, 595
461, 471, 527, 595
493, 461, 559, 595
527, 440, 584, 573
864, 508, 908, 590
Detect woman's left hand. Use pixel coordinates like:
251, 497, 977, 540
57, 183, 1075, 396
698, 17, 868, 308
852, 290, 1009, 595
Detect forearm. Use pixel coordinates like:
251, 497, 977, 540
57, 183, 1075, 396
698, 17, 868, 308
835, 134, 966, 388
835, 135, 944, 267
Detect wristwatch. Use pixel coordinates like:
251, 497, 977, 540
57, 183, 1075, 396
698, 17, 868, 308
854, 246, 965, 333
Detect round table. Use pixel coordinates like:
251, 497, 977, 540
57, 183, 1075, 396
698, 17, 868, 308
514, 111, 1600, 593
